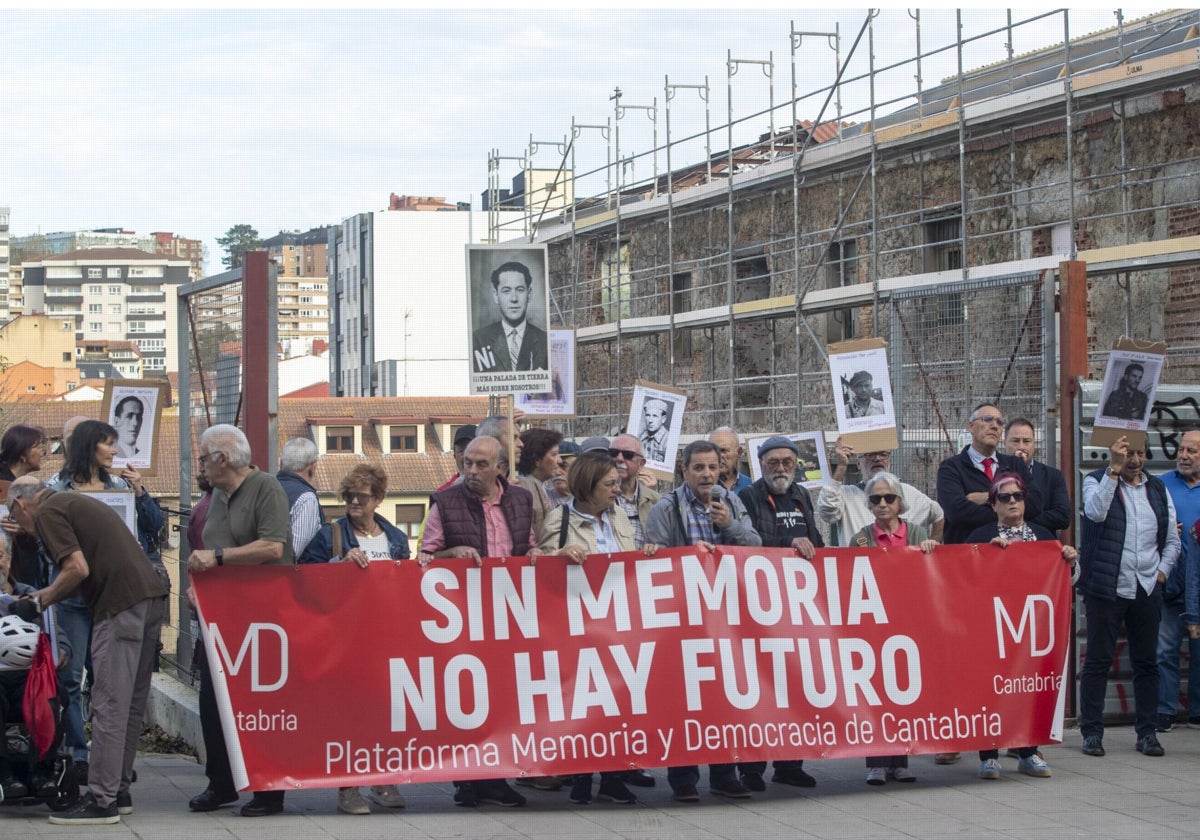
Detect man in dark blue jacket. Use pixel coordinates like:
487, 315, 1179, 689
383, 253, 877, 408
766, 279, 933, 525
1003, 418, 1072, 537
1078, 435, 1180, 759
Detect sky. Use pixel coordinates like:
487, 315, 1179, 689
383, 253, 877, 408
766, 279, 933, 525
2, 7, 1140, 272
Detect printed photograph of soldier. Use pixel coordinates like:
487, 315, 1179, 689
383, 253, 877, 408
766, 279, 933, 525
1099, 360, 1155, 422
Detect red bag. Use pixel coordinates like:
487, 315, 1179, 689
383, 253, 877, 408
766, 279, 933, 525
22, 632, 59, 760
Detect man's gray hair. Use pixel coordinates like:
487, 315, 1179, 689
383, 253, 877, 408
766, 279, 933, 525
863, 471, 909, 515
475, 416, 507, 442
281, 437, 319, 472
6, 477, 49, 503
200, 424, 252, 469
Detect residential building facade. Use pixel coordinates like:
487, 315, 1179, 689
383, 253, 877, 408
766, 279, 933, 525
262, 227, 330, 357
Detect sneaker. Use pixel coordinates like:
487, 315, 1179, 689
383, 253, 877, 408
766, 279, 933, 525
1155, 713, 1176, 732
1017, 754, 1052, 778
568, 776, 592, 805
477, 780, 526, 807
673, 783, 700, 802
452, 782, 478, 807
1081, 735, 1105, 757
934, 752, 961, 765
337, 787, 370, 815
515, 775, 562, 791
1136, 734, 1165, 756
47, 792, 120, 825
369, 785, 405, 808
978, 758, 1001, 780
739, 771, 766, 792
116, 790, 133, 815
889, 766, 916, 783
711, 778, 752, 799
596, 777, 636, 804
771, 767, 817, 787
866, 767, 887, 786
0, 775, 29, 800
622, 769, 656, 787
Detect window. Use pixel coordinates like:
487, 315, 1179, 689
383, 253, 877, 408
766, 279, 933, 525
88, 304, 102, 314
128, 321, 146, 333
62, 351, 71, 363
734, 254, 771, 303
87, 269, 102, 279
88, 322, 102, 332
393, 504, 426, 539
326, 426, 354, 453
600, 240, 631, 321
109, 304, 122, 314
88, 285, 102, 295
107, 268, 121, 278
827, 239, 858, 342
108, 285, 121, 295
671, 272, 692, 358
924, 215, 964, 320
389, 425, 419, 453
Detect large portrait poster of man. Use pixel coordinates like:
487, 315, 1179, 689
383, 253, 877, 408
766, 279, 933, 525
1092, 338, 1167, 450
466, 244, 553, 395
625, 380, 688, 478
515, 329, 576, 418
100, 378, 168, 476
827, 337, 899, 452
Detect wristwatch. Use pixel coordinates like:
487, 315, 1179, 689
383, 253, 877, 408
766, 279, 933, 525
215, 547, 224, 567
1106, 467, 1121, 478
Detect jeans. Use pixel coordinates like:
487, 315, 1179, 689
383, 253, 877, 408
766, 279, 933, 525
667, 763, 736, 791
1080, 583, 1163, 740
1156, 598, 1200, 717
55, 597, 93, 761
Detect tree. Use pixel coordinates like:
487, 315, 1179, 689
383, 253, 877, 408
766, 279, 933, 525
215, 224, 263, 270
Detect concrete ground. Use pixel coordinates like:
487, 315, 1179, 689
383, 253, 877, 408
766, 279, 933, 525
5, 724, 1200, 839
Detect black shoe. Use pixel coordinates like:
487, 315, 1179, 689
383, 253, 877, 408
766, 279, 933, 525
73, 760, 88, 781
1081, 735, 1105, 757
189, 787, 239, 811
452, 782, 478, 807
32, 774, 60, 799
240, 795, 284, 817
596, 777, 636, 804
711, 778, 752, 799
1135, 734, 1165, 756
47, 792, 120, 825
1155, 713, 1175, 733
672, 783, 700, 802
739, 771, 766, 792
772, 767, 817, 788
1, 775, 29, 800
568, 776, 592, 804
621, 768, 656, 787
477, 781, 526, 807
116, 791, 133, 815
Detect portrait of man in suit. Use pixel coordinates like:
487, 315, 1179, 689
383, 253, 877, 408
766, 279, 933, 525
471, 260, 549, 373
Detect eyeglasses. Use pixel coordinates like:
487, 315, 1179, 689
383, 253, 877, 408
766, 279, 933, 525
996, 492, 1025, 503
599, 478, 621, 489
608, 448, 641, 461
342, 492, 374, 505
868, 493, 899, 505
764, 458, 797, 470
860, 451, 890, 460
198, 452, 221, 467
971, 414, 1006, 426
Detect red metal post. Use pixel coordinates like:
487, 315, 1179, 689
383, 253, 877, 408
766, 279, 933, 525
242, 251, 274, 469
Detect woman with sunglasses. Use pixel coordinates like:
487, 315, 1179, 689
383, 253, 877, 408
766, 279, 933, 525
297, 463, 408, 814
1, 425, 48, 587
967, 471, 1078, 781
851, 471, 938, 786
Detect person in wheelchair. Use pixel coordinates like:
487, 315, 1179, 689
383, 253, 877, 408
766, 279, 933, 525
1, 530, 74, 804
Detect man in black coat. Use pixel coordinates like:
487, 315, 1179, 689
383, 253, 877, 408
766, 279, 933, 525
1003, 418, 1072, 537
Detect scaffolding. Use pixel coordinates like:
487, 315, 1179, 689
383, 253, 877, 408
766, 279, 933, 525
483, 8, 1200, 447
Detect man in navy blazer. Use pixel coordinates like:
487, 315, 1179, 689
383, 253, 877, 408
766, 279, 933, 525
472, 260, 548, 373
937, 402, 1043, 546
1004, 417, 1072, 537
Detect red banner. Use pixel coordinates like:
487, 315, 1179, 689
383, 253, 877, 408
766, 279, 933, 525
191, 543, 1072, 791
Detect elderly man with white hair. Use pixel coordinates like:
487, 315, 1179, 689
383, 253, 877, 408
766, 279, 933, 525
276, 437, 325, 559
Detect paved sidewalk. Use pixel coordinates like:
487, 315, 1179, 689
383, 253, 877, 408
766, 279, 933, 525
5, 726, 1200, 839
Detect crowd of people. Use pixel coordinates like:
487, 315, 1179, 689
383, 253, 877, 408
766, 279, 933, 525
1, 405, 1198, 822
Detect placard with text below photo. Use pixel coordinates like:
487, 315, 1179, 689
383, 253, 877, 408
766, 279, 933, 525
1091, 338, 1167, 451
515, 329, 576, 418
100, 378, 168, 476
466, 244, 552, 396
827, 337, 898, 452
625, 380, 688, 478
746, 431, 830, 490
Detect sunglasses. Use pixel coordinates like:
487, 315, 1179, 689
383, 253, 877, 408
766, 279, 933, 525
996, 492, 1025, 503
608, 448, 640, 461
342, 492, 374, 505
868, 493, 899, 505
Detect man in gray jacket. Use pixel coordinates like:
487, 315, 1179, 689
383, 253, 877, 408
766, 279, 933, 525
645, 440, 761, 802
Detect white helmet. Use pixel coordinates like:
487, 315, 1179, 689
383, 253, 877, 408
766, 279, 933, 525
0, 614, 40, 668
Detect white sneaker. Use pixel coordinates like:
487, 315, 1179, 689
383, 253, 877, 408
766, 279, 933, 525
1017, 755, 1052, 778
337, 787, 370, 815
978, 758, 1001, 780
369, 785, 406, 808
866, 767, 887, 785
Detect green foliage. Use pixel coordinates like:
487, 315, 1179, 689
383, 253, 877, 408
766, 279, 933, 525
215, 224, 263, 270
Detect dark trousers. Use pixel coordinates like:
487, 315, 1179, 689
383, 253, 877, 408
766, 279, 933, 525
197, 643, 284, 806
668, 762, 736, 791
1080, 583, 1163, 740
737, 759, 805, 776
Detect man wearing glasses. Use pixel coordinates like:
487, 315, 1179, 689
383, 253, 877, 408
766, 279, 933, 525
817, 437, 944, 546
936, 402, 1042, 546
185, 424, 293, 818
608, 434, 660, 551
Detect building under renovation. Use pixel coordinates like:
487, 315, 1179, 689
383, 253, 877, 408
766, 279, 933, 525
487, 9, 1200, 489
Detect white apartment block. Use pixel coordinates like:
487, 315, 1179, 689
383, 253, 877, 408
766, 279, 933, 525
20, 247, 190, 374
0, 207, 9, 324
329, 207, 490, 397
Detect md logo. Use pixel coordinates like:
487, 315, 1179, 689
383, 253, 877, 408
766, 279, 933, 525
993, 595, 1054, 658
209, 622, 289, 692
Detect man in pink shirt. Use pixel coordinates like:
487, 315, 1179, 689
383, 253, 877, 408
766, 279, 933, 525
417, 435, 538, 807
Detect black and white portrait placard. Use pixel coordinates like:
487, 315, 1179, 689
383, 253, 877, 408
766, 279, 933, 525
1095, 344, 1165, 431
625, 380, 688, 477
466, 244, 552, 395
829, 342, 896, 435
515, 329, 576, 418
101, 378, 168, 475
